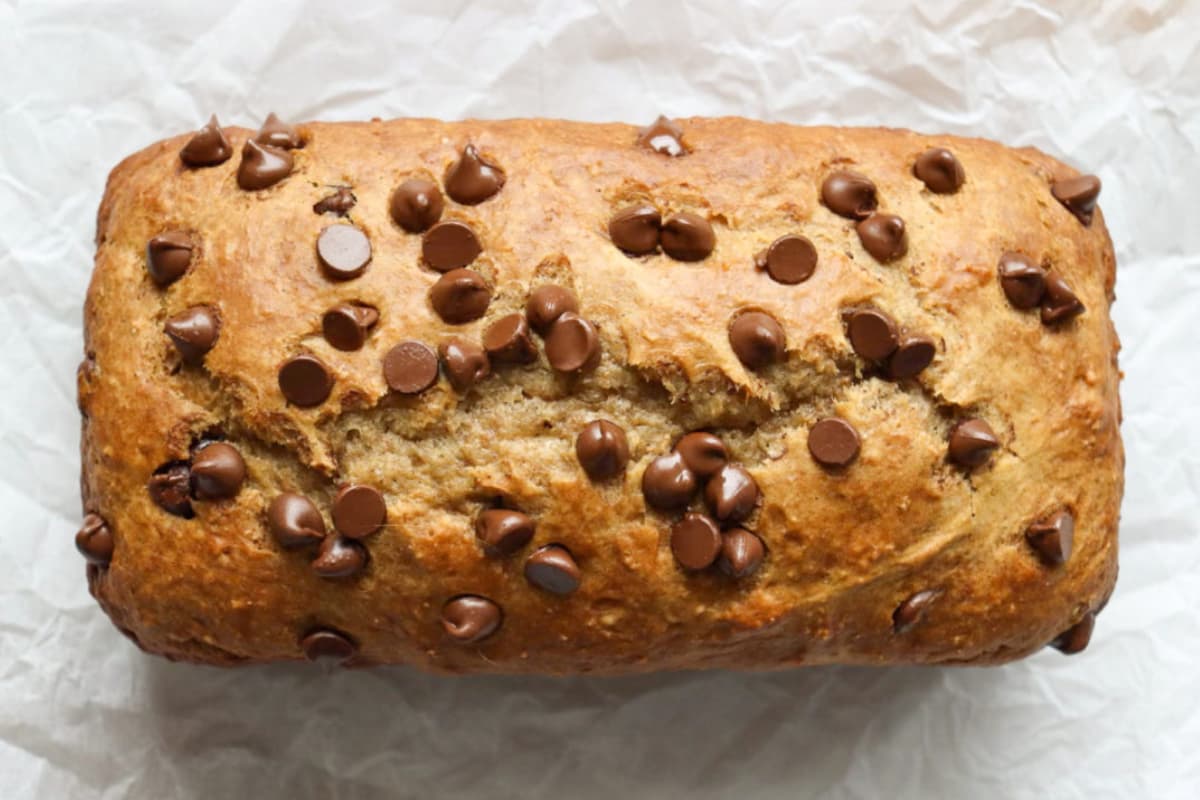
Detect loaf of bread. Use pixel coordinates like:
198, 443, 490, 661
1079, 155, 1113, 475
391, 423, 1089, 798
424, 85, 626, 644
76, 114, 1121, 672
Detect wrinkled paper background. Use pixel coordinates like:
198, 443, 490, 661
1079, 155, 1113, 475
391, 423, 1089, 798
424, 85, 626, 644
1, 0, 1197, 797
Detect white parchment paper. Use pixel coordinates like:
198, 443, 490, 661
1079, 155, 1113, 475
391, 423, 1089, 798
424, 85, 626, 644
1, 1, 1197, 797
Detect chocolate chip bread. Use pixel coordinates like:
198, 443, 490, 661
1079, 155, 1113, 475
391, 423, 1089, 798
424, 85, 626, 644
76, 114, 1122, 672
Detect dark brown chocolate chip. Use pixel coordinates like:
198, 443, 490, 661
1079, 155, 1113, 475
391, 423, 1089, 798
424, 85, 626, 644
179, 115, 232, 167
893, 589, 939, 633
164, 306, 219, 365
1051, 175, 1101, 226
429, 268, 491, 324
608, 205, 662, 255
332, 484, 387, 539
821, 171, 878, 220
300, 628, 357, 661
545, 312, 601, 373
674, 432, 728, 479
856, 213, 908, 263
278, 355, 333, 407
913, 148, 965, 194
75, 513, 114, 565
660, 212, 716, 261
317, 224, 372, 280
475, 509, 535, 556
755, 235, 817, 284
998, 252, 1047, 309
525, 285, 579, 334
1026, 509, 1074, 567
846, 308, 900, 361
704, 464, 760, 525
267, 493, 326, 548
1051, 611, 1095, 654
237, 139, 293, 191
422, 221, 482, 272
383, 341, 439, 394
729, 311, 786, 370
636, 115, 687, 157
442, 595, 502, 643
483, 313, 537, 364
390, 178, 444, 233
190, 442, 246, 500
322, 303, 379, 351
254, 112, 302, 149
641, 451, 697, 511
887, 334, 936, 379
948, 419, 1000, 468
575, 420, 630, 481
444, 144, 506, 205
808, 418, 860, 468
313, 187, 356, 216
146, 231, 194, 287
147, 462, 193, 517
717, 528, 765, 579
438, 337, 491, 391
524, 545, 581, 594
670, 512, 722, 570
1040, 272, 1085, 324
311, 535, 369, 578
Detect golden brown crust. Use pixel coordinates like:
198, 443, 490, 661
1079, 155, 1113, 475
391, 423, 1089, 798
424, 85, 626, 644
79, 117, 1121, 673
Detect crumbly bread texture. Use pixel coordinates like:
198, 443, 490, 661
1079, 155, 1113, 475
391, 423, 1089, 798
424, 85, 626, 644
78, 116, 1122, 673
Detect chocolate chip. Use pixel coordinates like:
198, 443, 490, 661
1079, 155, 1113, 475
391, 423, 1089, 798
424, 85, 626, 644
442, 595, 502, 643
75, 513, 114, 565
278, 354, 333, 407
475, 509, 535, 556
430, 268, 491, 324
856, 213, 908, 263
1051, 175, 1101, 226
755, 235, 817, 284
254, 112, 302, 149
162, 305, 220, 365
575, 420, 630, 481
998, 252, 1047, 309
821, 171, 878, 219
1026, 509, 1074, 567
237, 139, 293, 191
948, 418, 999, 468
641, 452, 697, 511
674, 432, 728, 479
893, 589, 939, 633
1051, 611, 1095, 654
313, 187, 356, 216
444, 144, 506, 205
190, 442, 246, 500
717, 528, 765, 578
390, 178, 444, 233
322, 303, 379, 351
636, 115, 687, 156
544, 312, 600, 373
311, 535, 369, 578
524, 545, 581, 594
267, 493, 326, 548
608, 205, 662, 255
300, 628, 357, 661
660, 212, 715, 261
670, 513, 722, 570
146, 231, 194, 287
483, 313, 537, 364
729, 311, 786, 370
179, 115, 232, 167
422, 221, 482, 272
525, 285, 579, 334
438, 337, 491, 391
317, 224, 372, 280
887, 334, 936, 379
332, 484, 387, 539
383, 341, 439, 395
147, 462, 193, 517
704, 464, 760, 524
808, 418, 860, 468
913, 148, 965, 194
846, 308, 899, 361
1040, 272, 1085, 324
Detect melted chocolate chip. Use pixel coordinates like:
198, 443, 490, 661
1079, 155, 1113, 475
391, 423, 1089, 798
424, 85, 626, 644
1051, 611, 1095, 654
190, 442, 246, 500
442, 595, 502, 643
608, 205, 662, 255
179, 115, 232, 167
300, 628, 357, 661
821, 171, 878, 219
322, 303, 379, 351
544, 312, 600, 373
278, 355, 333, 407
998, 252, 1047, 309
575, 420, 630, 481
267, 493, 327, 548
483, 313, 537, 364
332, 484, 387, 539
524, 545, 581, 595
164, 306, 220, 365
1026, 509, 1074, 567
887, 335, 936, 379
317, 224, 372, 280
1040, 272, 1085, 324
422, 221, 482, 272
254, 112, 302, 149
525, 285, 579, 334
475, 509, 535, 556
674, 432, 728, 479
718, 528, 765, 578
390, 178, 444, 233
438, 337, 491, 391
148, 462, 193, 517
1051, 175, 1101, 226
660, 212, 715, 261
670, 513, 722, 570
641, 452, 697, 511
75, 513, 114, 565
846, 308, 900, 361
237, 139, 293, 191
856, 213, 908, 263
146, 231, 194, 287
755, 235, 817, 284
311, 535, 369, 578
636, 115, 687, 157
948, 419, 1000, 468
444, 144, 505, 205
313, 187, 356, 216
430, 268, 491, 324
703, 464, 760, 524
913, 148, 965, 194
808, 418, 860, 468
893, 589, 939, 633
383, 341, 439, 395
729, 311, 786, 370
